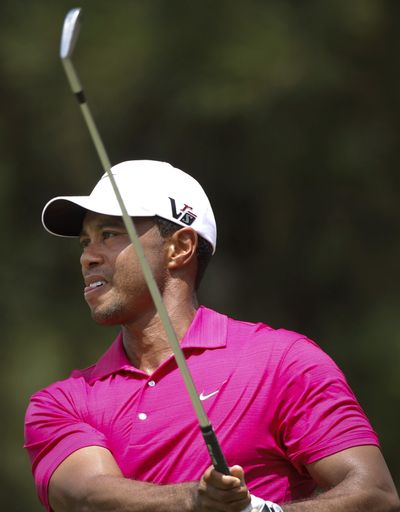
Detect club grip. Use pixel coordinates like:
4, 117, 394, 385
200, 424, 230, 475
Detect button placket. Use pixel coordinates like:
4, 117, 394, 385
135, 378, 157, 422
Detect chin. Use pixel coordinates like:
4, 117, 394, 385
90, 304, 127, 326
92, 315, 121, 326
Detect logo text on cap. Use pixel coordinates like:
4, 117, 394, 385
169, 198, 197, 226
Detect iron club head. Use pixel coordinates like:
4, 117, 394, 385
60, 7, 82, 60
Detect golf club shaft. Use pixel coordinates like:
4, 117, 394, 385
60, 10, 229, 475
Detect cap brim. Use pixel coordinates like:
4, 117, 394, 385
42, 196, 99, 237
42, 195, 158, 237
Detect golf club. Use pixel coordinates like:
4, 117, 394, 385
60, 7, 230, 476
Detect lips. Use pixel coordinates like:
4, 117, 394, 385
83, 274, 109, 296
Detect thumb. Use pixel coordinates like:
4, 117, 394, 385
229, 465, 246, 483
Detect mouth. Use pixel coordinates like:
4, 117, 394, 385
83, 276, 108, 296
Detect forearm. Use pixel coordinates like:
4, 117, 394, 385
282, 485, 400, 512
278, 446, 400, 512
50, 474, 198, 512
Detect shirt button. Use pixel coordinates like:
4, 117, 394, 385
148, 380, 156, 387
138, 413, 148, 421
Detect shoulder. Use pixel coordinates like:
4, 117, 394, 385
26, 370, 90, 419
26, 354, 105, 419
226, 312, 318, 354
34, 360, 97, 393
223, 311, 345, 379
71, 362, 97, 381
27, 331, 125, 407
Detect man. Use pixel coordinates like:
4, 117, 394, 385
25, 160, 399, 512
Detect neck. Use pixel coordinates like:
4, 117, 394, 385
121, 297, 198, 374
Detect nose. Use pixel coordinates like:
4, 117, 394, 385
80, 241, 105, 270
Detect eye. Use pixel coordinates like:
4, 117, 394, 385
79, 237, 90, 249
102, 230, 118, 240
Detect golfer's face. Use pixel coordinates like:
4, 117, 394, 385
79, 212, 166, 325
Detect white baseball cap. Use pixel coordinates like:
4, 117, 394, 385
42, 160, 217, 252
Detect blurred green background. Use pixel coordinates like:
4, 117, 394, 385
1, 0, 399, 509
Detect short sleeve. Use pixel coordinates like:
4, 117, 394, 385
24, 381, 110, 511
274, 338, 379, 472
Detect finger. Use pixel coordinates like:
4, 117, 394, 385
199, 493, 252, 512
199, 473, 250, 508
203, 466, 242, 490
198, 482, 250, 502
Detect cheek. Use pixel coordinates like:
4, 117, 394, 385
113, 249, 141, 284
114, 243, 167, 287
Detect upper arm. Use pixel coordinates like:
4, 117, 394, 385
49, 446, 123, 511
25, 383, 111, 509
275, 339, 380, 468
306, 446, 399, 504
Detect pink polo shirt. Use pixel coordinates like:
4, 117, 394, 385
25, 306, 379, 510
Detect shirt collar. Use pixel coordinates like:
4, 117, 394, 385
180, 306, 228, 349
88, 306, 228, 383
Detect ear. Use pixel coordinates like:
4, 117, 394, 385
166, 227, 197, 270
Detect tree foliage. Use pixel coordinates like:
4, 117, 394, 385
1, 1, 399, 508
